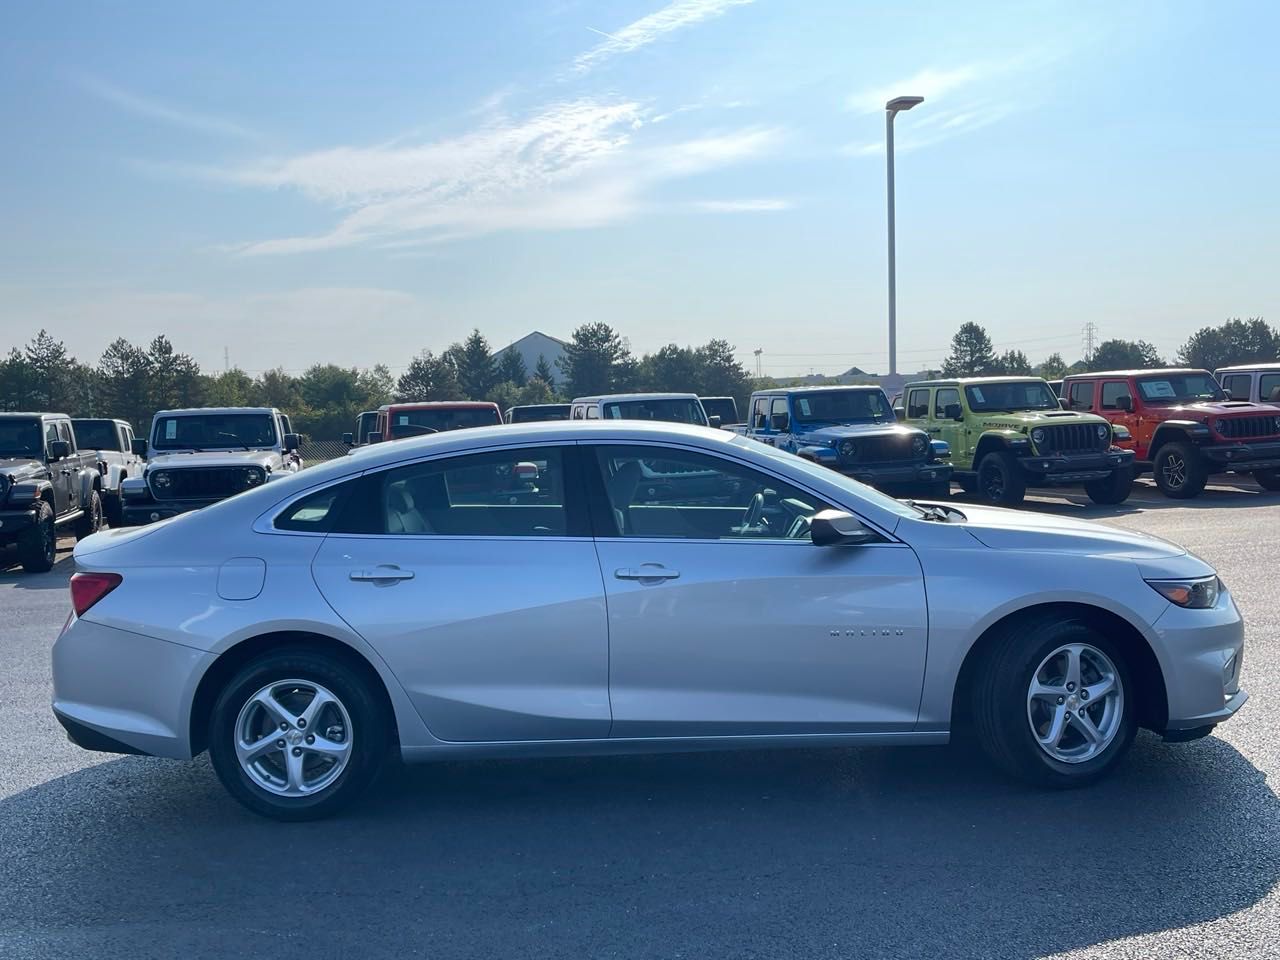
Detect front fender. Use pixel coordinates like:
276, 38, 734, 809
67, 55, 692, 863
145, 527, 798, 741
797, 445, 836, 463
120, 476, 150, 501
930, 439, 951, 460
974, 430, 1030, 460
7, 477, 53, 505
1151, 421, 1212, 448
77, 467, 100, 500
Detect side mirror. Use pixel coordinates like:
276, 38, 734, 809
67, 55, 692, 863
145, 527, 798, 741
342, 432, 355, 446
944, 403, 963, 421
1222, 389, 1233, 400
283, 433, 301, 452
131, 437, 148, 456
1116, 395, 1133, 413
894, 406, 905, 421
810, 509, 878, 547
707, 415, 722, 429
1058, 397, 1069, 410
48, 439, 71, 461
770, 412, 790, 432
367, 431, 383, 444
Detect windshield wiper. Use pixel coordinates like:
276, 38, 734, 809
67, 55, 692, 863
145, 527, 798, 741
903, 499, 950, 521
216, 432, 252, 451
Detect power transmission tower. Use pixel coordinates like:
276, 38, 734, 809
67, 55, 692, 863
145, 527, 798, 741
753, 348, 762, 379
224, 346, 230, 373
1082, 323, 1098, 363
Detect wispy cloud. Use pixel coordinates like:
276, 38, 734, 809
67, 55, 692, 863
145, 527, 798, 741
77, 75, 260, 141
843, 101, 1019, 157
207, 99, 781, 255
846, 65, 985, 114
692, 198, 791, 213
571, 0, 754, 74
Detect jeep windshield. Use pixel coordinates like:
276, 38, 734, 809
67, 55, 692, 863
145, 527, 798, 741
1135, 373, 1226, 405
390, 408, 501, 434
152, 414, 278, 451
0, 420, 42, 459
964, 381, 1059, 412
72, 420, 119, 450
508, 405, 572, 423
602, 398, 708, 426
791, 390, 891, 423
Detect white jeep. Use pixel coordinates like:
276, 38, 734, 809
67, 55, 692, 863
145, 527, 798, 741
119, 407, 303, 526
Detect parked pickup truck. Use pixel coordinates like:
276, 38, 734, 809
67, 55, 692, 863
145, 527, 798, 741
742, 386, 952, 496
1062, 367, 1280, 496
0, 412, 104, 571
1215, 362, 1280, 406
120, 407, 303, 526
903, 376, 1135, 505
71, 417, 141, 526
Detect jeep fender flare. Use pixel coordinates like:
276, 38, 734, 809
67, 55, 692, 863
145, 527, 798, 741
795, 444, 834, 463
8, 477, 54, 508
76, 466, 101, 503
972, 431, 1028, 465
1148, 421, 1211, 460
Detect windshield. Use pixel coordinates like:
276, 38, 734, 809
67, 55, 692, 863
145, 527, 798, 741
152, 413, 278, 450
72, 420, 118, 450
0, 420, 43, 459
1136, 373, 1226, 405
510, 405, 572, 423
964, 381, 1058, 412
791, 390, 891, 423
389, 407, 500, 436
700, 398, 739, 423
602, 398, 708, 426
357, 412, 379, 443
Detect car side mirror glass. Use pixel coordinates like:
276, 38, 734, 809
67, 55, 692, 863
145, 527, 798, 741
894, 406, 905, 422
1116, 395, 1133, 412
48, 439, 71, 461
284, 432, 301, 452
1222, 389, 1233, 400
367, 431, 383, 444
944, 403, 963, 421
810, 509, 878, 547
707, 415, 721, 429
342, 432, 354, 446
131, 437, 147, 456
770, 412, 790, 431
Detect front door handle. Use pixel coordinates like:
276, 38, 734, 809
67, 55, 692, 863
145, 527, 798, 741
350, 565, 415, 583
615, 565, 680, 582
927, 428, 941, 434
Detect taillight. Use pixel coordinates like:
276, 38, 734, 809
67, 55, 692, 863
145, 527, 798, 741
70, 572, 122, 617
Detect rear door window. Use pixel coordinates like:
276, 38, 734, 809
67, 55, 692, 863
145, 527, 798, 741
1260, 374, 1280, 403
1068, 381, 1094, 411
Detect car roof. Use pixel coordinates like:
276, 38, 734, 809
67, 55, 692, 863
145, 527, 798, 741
904, 376, 1049, 387
153, 407, 278, 417
753, 385, 885, 395
573, 393, 700, 402
0, 411, 69, 420
381, 401, 499, 410
510, 403, 571, 409
1064, 368, 1208, 379
1215, 362, 1280, 373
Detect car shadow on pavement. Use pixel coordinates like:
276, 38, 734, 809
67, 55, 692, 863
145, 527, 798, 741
1, 732, 1275, 959
0, 549, 75, 587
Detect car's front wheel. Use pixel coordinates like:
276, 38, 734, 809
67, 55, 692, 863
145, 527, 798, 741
1254, 468, 1280, 491
976, 450, 1027, 506
208, 648, 389, 820
1153, 441, 1208, 498
971, 616, 1136, 788
1084, 466, 1135, 505
17, 500, 57, 573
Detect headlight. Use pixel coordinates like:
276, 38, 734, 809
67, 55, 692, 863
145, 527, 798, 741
1030, 428, 1046, 446
1147, 576, 1221, 609
1213, 419, 1226, 434
245, 468, 265, 486
1274, 416, 1280, 432
911, 435, 928, 456
839, 439, 856, 458
151, 471, 171, 489
1096, 424, 1108, 439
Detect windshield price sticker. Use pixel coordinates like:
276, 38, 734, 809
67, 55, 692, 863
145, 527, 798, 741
1143, 381, 1177, 399
165, 420, 178, 440
797, 399, 812, 416
970, 387, 985, 403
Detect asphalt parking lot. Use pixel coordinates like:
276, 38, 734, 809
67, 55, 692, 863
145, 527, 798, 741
1, 478, 1277, 960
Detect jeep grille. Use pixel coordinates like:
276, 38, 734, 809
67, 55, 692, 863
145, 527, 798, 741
150, 467, 262, 501
1216, 416, 1279, 440
838, 434, 921, 464
1036, 423, 1108, 455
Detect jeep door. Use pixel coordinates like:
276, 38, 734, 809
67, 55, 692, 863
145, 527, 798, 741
1099, 380, 1146, 455
310, 443, 611, 742
587, 442, 928, 736
932, 388, 969, 464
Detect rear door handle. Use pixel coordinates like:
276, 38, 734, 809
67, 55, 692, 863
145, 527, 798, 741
615, 565, 680, 582
350, 565, 415, 583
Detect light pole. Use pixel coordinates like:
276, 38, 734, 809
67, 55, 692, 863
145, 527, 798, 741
886, 95, 923, 377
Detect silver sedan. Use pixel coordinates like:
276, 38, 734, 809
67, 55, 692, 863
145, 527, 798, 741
52, 422, 1247, 819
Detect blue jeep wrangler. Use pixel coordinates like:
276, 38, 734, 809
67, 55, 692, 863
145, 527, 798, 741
741, 386, 952, 496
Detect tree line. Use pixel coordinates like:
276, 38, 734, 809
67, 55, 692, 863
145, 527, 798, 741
940, 317, 1277, 379
0, 324, 753, 441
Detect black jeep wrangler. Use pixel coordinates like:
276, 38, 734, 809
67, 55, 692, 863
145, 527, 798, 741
0, 413, 105, 572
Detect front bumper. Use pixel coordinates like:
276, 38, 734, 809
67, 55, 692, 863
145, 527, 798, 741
1017, 448, 1134, 485
52, 615, 214, 759
835, 461, 954, 487
1200, 439, 1280, 472
1152, 588, 1248, 735
120, 499, 216, 526
0, 505, 39, 539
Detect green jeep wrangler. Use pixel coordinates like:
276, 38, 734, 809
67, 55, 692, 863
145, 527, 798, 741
901, 376, 1137, 505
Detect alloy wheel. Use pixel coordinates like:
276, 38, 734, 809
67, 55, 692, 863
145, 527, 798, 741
1161, 453, 1187, 489
234, 680, 353, 797
1026, 643, 1123, 763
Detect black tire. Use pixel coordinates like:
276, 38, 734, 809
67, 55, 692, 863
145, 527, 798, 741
102, 491, 123, 528
1254, 469, 1280, 492
208, 647, 389, 821
921, 479, 952, 500
1084, 466, 1135, 505
971, 615, 1137, 788
17, 500, 58, 573
956, 476, 977, 496
976, 450, 1027, 506
1153, 441, 1208, 499
74, 488, 103, 540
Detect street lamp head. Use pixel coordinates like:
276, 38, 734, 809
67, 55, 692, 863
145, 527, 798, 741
886, 95, 924, 113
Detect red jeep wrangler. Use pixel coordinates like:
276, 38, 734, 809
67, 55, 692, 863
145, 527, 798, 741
373, 401, 502, 442
1061, 368, 1280, 497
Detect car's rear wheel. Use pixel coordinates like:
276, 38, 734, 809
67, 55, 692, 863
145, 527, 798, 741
1253, 469, 1280, 491
74, 489, 103, 540
976, 450, 1027, 505
102, 491, 123, 527
1153, 441, 1207, 498
971, 616, 1136, 787
18, 500, 57, 573
1084, 466, 1134, 505
208, 649, 388, 821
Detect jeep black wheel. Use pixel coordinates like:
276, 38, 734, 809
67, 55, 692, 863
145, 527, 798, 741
921, 479, 952, 500
976, 451, 1027, 506
1084, 466, 1134, 505
74, 489, 103, 540
18, 500, 57, 573
102, 491, 123, 528
1254, 469, 1280, 492
1153, 441, 1207, 499
956, 476, 977, 496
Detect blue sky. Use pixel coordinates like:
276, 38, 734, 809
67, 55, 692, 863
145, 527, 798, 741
1, 0, 1277, 377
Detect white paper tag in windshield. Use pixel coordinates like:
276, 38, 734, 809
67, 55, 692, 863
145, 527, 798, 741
397, 415, 409, 425
165, 420, 177, 440
1144, 381, 1176, 398
970, 387, 985, 403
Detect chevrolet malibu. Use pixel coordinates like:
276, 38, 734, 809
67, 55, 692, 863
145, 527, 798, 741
53, 422, 1247, 820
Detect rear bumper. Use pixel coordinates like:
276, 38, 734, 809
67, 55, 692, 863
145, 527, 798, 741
1200, 440, 1280, 472
1018, 449, 1133, 484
